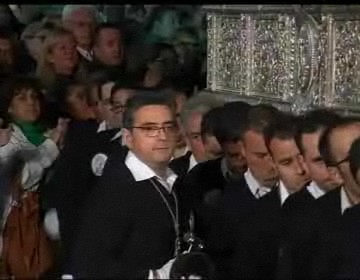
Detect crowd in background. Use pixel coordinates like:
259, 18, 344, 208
0, 4, 359, 280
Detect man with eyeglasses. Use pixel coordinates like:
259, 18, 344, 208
64, 92, 189, 279
309, 117, 360, 279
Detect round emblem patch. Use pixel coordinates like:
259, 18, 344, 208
91, 153, 108, 176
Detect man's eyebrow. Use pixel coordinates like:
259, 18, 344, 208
136, 121, 175, 126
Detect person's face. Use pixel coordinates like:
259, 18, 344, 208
269, 138, 310, 193
94, 28, 123, 66
111, 89, 135, 128
152, 11, 180, 39
89, 85, 102, 121
48, 34, 78, 74
203, 135, 222, 161
329, 124, 360, 195
97, 81, 115, 125
124, 105, 177, 169
240, 130, 278, 187
143, 61, 163, 88
8, 88, 41, 122
66, 85, 95, 121
301, 131, 342, 191
25, 30, 48, 61
184, 112, 206, 162
0, 38, 13, 70
222, 141, 247, 176
64, 9, 96, 49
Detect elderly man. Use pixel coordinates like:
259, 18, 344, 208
62, 5, 98, 63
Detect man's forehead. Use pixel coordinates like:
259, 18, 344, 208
270, 138, 298, 153
134, 105, 173, 118
331, 124, 360, 144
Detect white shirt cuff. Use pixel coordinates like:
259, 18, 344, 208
61, 274, 73, 280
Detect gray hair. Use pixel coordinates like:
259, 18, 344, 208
62, 5, 98, 22
180, 92, 224, 129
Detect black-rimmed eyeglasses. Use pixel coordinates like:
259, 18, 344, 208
131, 124, 178, 137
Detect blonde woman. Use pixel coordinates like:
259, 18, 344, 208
36, 27, 82, 96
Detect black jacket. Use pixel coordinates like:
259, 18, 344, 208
169, 151, 192, 178
66, 154, 189, 278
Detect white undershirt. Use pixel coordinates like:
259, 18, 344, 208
244, 169, 272, 199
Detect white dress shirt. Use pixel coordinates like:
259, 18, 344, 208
279, 180, 290, 206
77, 46, 93, 62
307, 181, 326, 199
340, 187, 353, 214
244, 169, 272, 199
125, 151, 177, 193
97, 121, 108, 133
188, 154, 198, 172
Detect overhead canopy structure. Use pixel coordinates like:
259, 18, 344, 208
204, 5, 360, 115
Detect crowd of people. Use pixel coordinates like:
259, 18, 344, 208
0, 4, 359, 280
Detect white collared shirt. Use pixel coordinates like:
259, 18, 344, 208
279, 180, 290, 206
307, 181, 326, 199
244, 169, 272, 199
111, 128, 126, 146
340, 187, 353, 214
188, 153, 198, 172
125, 151, 177, 193
77, 46, 93, 62
97, 121, 107, 133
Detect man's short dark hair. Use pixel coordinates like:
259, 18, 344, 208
240, 104, 280, 140
94, 23, 122, 46
264, 113, 299, 151
110, 78, 142, 98
200, 106, 224, 142
319, 117, 360, 166
214, 101, 252, 146
123, 91, 176, 129
295, 109, 342, 154
170, 252, 216, 280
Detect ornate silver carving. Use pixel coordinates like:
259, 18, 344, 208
205, 5, 360, 114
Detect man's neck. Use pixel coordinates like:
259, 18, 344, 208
344, 184, 360, 206
149, 163, 168, 179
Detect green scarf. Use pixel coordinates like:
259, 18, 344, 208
14, 120, 47, 147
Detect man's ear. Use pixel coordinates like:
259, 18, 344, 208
123, 128, 133, 149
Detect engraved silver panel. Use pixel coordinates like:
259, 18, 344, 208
205, 5, 360, 114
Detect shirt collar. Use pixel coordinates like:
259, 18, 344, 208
125, 151, 177, 192
97, 121, 107, 133
307, 181, 326, 199
111, 129, 126, 146
77, 46, 93, 61
170, 145, 191, 161
279, 180, 290, 205
341, 187, 353, 214
188, 153, 198, 172
221, 157, 231, 179
244, 168, 272, 198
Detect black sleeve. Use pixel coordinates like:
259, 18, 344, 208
65, 164, 149, 279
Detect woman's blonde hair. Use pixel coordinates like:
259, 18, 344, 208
36, 26, 76, 89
